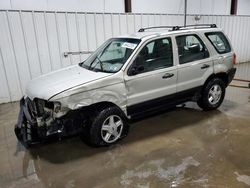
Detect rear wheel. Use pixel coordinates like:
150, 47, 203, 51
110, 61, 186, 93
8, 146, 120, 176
197, 78, 225, 111
87, 106, 129, 146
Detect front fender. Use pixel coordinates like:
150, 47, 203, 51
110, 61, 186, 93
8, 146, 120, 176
51, 83, 127, 113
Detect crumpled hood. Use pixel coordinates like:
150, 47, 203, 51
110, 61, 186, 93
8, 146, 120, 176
26, 65, 111, 100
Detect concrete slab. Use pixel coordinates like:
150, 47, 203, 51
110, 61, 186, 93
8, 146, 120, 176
0, 78, 250, 188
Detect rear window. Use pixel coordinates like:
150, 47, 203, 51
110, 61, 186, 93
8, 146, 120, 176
205, 32, 231, 54
176, 34, 209, 64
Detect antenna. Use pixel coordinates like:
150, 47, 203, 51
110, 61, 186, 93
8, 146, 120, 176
184, 0, 187, 27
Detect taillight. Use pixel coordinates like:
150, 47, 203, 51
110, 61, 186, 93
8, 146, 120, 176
233, 53, 236, 65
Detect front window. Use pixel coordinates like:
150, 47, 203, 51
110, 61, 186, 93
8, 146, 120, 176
81, 38, 141, 73
128, 37, 173, 75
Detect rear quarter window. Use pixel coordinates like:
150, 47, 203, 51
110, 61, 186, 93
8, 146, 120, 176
205, 32, 231, 54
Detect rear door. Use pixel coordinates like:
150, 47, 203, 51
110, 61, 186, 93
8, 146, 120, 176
175, 33, 214, 94
124, 37, 177, 115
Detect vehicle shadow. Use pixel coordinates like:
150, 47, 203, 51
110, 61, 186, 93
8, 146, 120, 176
22, 103, 226, 164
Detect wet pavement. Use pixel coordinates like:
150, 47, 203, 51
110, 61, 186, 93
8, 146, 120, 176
0, 79, 250, 187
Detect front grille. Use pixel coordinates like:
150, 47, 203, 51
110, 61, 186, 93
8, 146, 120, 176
25, 97, 37, 119
35, 99, 45, 116
25, 97, 54, 118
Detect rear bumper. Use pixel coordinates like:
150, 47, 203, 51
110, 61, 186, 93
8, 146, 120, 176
227, 67, 236, 85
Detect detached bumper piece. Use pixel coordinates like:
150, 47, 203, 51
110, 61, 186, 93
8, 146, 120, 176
14, 98, 85, 147
14, 98, 41, 147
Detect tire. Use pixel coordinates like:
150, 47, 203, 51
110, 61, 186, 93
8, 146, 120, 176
87, 106, 129, 147
197, 78, 226, 111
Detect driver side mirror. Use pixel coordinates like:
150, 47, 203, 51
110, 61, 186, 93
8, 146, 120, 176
203, 49, 209, 58
128, 65, 144, 76
128, 55, 145, 76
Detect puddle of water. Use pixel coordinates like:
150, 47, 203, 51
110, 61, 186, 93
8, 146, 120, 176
234, 172, 250, 186
120, 156, 200, 187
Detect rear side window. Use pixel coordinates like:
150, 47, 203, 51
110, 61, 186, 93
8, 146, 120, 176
176, 34, 209, 64
205, 32, 231, 54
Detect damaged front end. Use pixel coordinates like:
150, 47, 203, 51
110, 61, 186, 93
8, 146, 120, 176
15, 97, 86, 147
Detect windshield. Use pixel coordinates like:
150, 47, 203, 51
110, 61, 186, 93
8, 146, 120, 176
80, 38, 141, 73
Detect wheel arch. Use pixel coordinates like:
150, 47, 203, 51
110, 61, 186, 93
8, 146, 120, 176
204, 72, 229, 88
82, 101, 127, 118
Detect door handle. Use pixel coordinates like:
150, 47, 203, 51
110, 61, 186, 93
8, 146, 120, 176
201, 64, 210, 69
162, 73, 174, 79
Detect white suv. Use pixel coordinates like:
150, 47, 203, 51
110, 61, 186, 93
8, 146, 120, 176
15, 24, 236, 147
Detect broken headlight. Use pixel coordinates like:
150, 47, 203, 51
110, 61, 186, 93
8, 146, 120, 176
53, 102, 61, 113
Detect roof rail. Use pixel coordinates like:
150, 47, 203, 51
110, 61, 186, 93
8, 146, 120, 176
138, 26, 176, 32
138, 24, 217, 32
175, 24, 217, 30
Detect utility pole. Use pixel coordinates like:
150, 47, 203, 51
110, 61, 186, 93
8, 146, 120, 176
184, 0, 187, 26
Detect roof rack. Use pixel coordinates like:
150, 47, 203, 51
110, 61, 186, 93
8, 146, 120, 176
138, 24, 217, 32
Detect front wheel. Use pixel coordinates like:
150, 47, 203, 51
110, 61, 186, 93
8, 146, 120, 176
197, 78, 226, 111
87, 106, 129, 146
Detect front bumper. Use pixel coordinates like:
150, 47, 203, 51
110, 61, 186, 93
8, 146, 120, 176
15, 97, 86, 147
